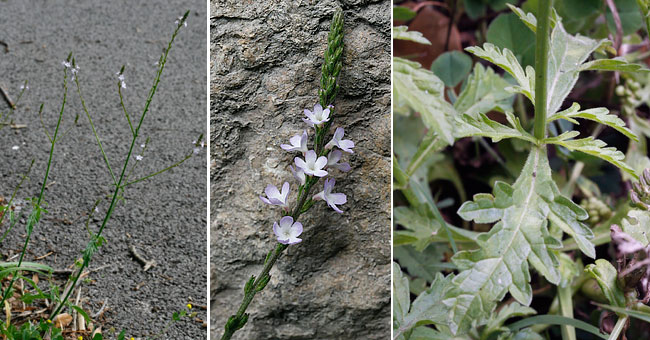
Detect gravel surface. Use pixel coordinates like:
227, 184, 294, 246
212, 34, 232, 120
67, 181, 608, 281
0, 1, 207, 338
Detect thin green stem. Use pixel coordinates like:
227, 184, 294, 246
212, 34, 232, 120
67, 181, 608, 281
0, 69, 69, 308
118, 84, 135, 137
75, 76, 117, 186
533, 0, 552, 140
123, 153, 193, 188
0, 161, 34, 245
50, 11, 189, 319
558, 285, 577, 340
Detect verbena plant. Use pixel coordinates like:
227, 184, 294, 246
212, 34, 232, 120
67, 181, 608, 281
394, 2, 650, 340
220, 9, 350, 340
0, 11, 201, 340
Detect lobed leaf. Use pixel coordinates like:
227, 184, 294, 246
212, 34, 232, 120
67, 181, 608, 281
443, 147, 595, 334
454, 111, 535, 143
549, 102, 638, 141
393, 57, 455, 145
544, 135, 636, 177
394, 206, 441, 251
393, 26, 431, 45
465, 44, 535, 103
454, 63, 514, 118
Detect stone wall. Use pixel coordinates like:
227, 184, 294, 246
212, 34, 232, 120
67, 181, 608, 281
210, 0, 391, 339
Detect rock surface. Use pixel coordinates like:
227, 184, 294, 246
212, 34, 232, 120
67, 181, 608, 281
210, 0, 391, 339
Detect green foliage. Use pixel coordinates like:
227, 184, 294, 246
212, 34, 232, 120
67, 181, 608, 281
431, 51, 473, 88
394, 6, 417, 21
393, 57, 455, 145
393, 26, 431, 45
487, 13, 537, 67
606, 0, 643, 36
393, 3, 650, 338
585, 260, 626, 307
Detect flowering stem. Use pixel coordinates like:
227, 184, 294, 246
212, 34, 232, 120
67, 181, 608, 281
0, 69, 69, 309
49, 11, 189, 319
75, 76, 118, 186
221, 9, 344, 339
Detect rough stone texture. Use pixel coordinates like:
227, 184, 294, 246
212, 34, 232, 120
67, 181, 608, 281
210, 0, 391, 339
0, 1, 206, 338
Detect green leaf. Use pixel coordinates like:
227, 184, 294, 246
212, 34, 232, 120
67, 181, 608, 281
464, 0, 487, 19
457, 181, 514, 224
483, 302, 537, 337
443, 147, 594, 334
431, 51, 473, 88
454, 63, 514, 118
466, 44, 535, 103
584, 259, 626, 307
394, 155, 409, 188
394, 262, 411, 329
394, 57, 455, 145
455, 111, 536, 143
394, 245, 449, 283
557, 252, 583, 288
506, 315, 608, 339
620, 209, 650, 246
394, 6, 417, 21
606, 0, 642, 36
487, 13, 536, 67
549, 102, 638, 141
394, 272, 456, 339
595, 303, 650, 323
393, 26, 431, 45
406, 131, 447, 177
580, 58, 648, 74
71, 305, 91, 323
394, 206, 441, 251
544, 135, 636, 177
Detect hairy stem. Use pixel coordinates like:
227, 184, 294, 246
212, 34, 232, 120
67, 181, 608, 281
533, 0, 551, 140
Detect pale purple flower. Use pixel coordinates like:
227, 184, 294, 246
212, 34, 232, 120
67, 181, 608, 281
325, 127, 354, 153
302, 104, 330, 127
313, 178, 347, 213
20, 84, 28, 91
295, 150, 328, 177
281, 130, 308, 154
62, 61, 71, 68
326, 150, 351, 172
11, 145, 19, 151
259, 182, 290, 208
290, 165, 306, 185
611, 224, 646, 255
135, 155, 143, 161
273, 216, 303, 245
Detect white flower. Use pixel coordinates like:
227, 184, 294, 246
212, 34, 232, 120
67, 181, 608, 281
325, 127, 354, 153
62, 61, 71, 68
116, 73, 126, 89
273, 216, 303, 245
175, 16, 187, 27
11, 145, 19, 151
295, 150, 328, 177
71, 65, 80, 80
193, 147, 200, 155
313, 178, 347, 213
20, 85, 28, 91
140, 143, 146, 148
290, 165, 306, 185
135, 155, 143, 161
259, 182, 290, 208
281, 130, 308, 154
302, 104, 330, 127
326, 150, 351, 172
